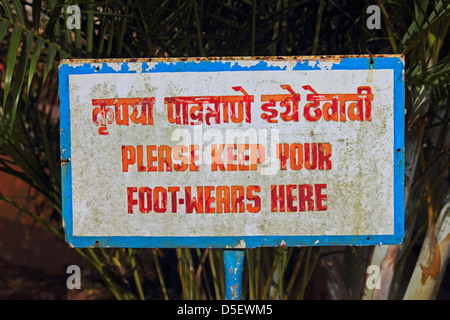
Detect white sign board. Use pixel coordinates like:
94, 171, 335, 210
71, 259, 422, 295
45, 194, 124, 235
59, 56, 404, 248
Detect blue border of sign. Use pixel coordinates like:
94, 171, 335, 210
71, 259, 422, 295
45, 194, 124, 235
59, 56, 405, 248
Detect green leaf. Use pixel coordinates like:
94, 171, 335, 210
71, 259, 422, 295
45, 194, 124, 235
64, 3, 73, 57
3, 26, 22, 108
106, 17, 115, 57
36, 107, 59, 187
48, 0, 64, 51
117, 5, 129, 56
96, 7, 108, 57
87, 0, 95, 57
399, 0, 450, 54
42, 45, 56, 88
1, 0, 13, 21
32, 0, 43, 32
74, 27, 82, 56
0, 20, 9, 43
11, 0, 26, 26
27, 38, 45, 100
10, 32, 33, 128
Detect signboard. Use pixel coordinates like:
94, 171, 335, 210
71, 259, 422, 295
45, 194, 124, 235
59, 55, 404, 248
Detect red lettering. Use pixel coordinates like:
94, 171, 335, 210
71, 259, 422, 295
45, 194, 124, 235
205, 186, 216, 213
298, 184, 314, 211
276, 143, 331, 171
304, 102, 322, 121
158, 145, 172, 172
137, 145, 146, 172
127, 187, 138, 213
231, 186, 245, 213
138, 187, 152, 213
270, 184, 327, 212
185, 186, 204, 213
190, 145, 200, 171
348, 102, 363, 121
216, 186, 230, 213
227, 144, 237, 171
237, 144, 249, 171
323, 101, 338, 121
122, 146, 136, 172
250, 144, 265, 171
290, 144, 303, 170
168, 186, 180, 213
271, 185, 285, 212
153, 187, 167, 213
276, 144, 290, 170
304, 143, 317, 170
173, 145, 188, 171
211, 144, 225, 171
246, 185, 261, 213
286, 184, 297, 212
315, 184, 327, 211
146, 145, 157, 171
318, 143, 332, 170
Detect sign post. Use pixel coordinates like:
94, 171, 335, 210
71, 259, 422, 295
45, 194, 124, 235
59, 55, 405, 299
224, 249, 245, 300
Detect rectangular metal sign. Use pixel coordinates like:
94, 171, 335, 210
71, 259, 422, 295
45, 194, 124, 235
59, 55, 405, 248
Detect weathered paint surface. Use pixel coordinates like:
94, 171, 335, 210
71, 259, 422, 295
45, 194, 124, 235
224, 250, 245, 300
59, 55, 405, 248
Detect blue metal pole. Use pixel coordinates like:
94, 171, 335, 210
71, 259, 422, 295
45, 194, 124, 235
223, 249, 245, 300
